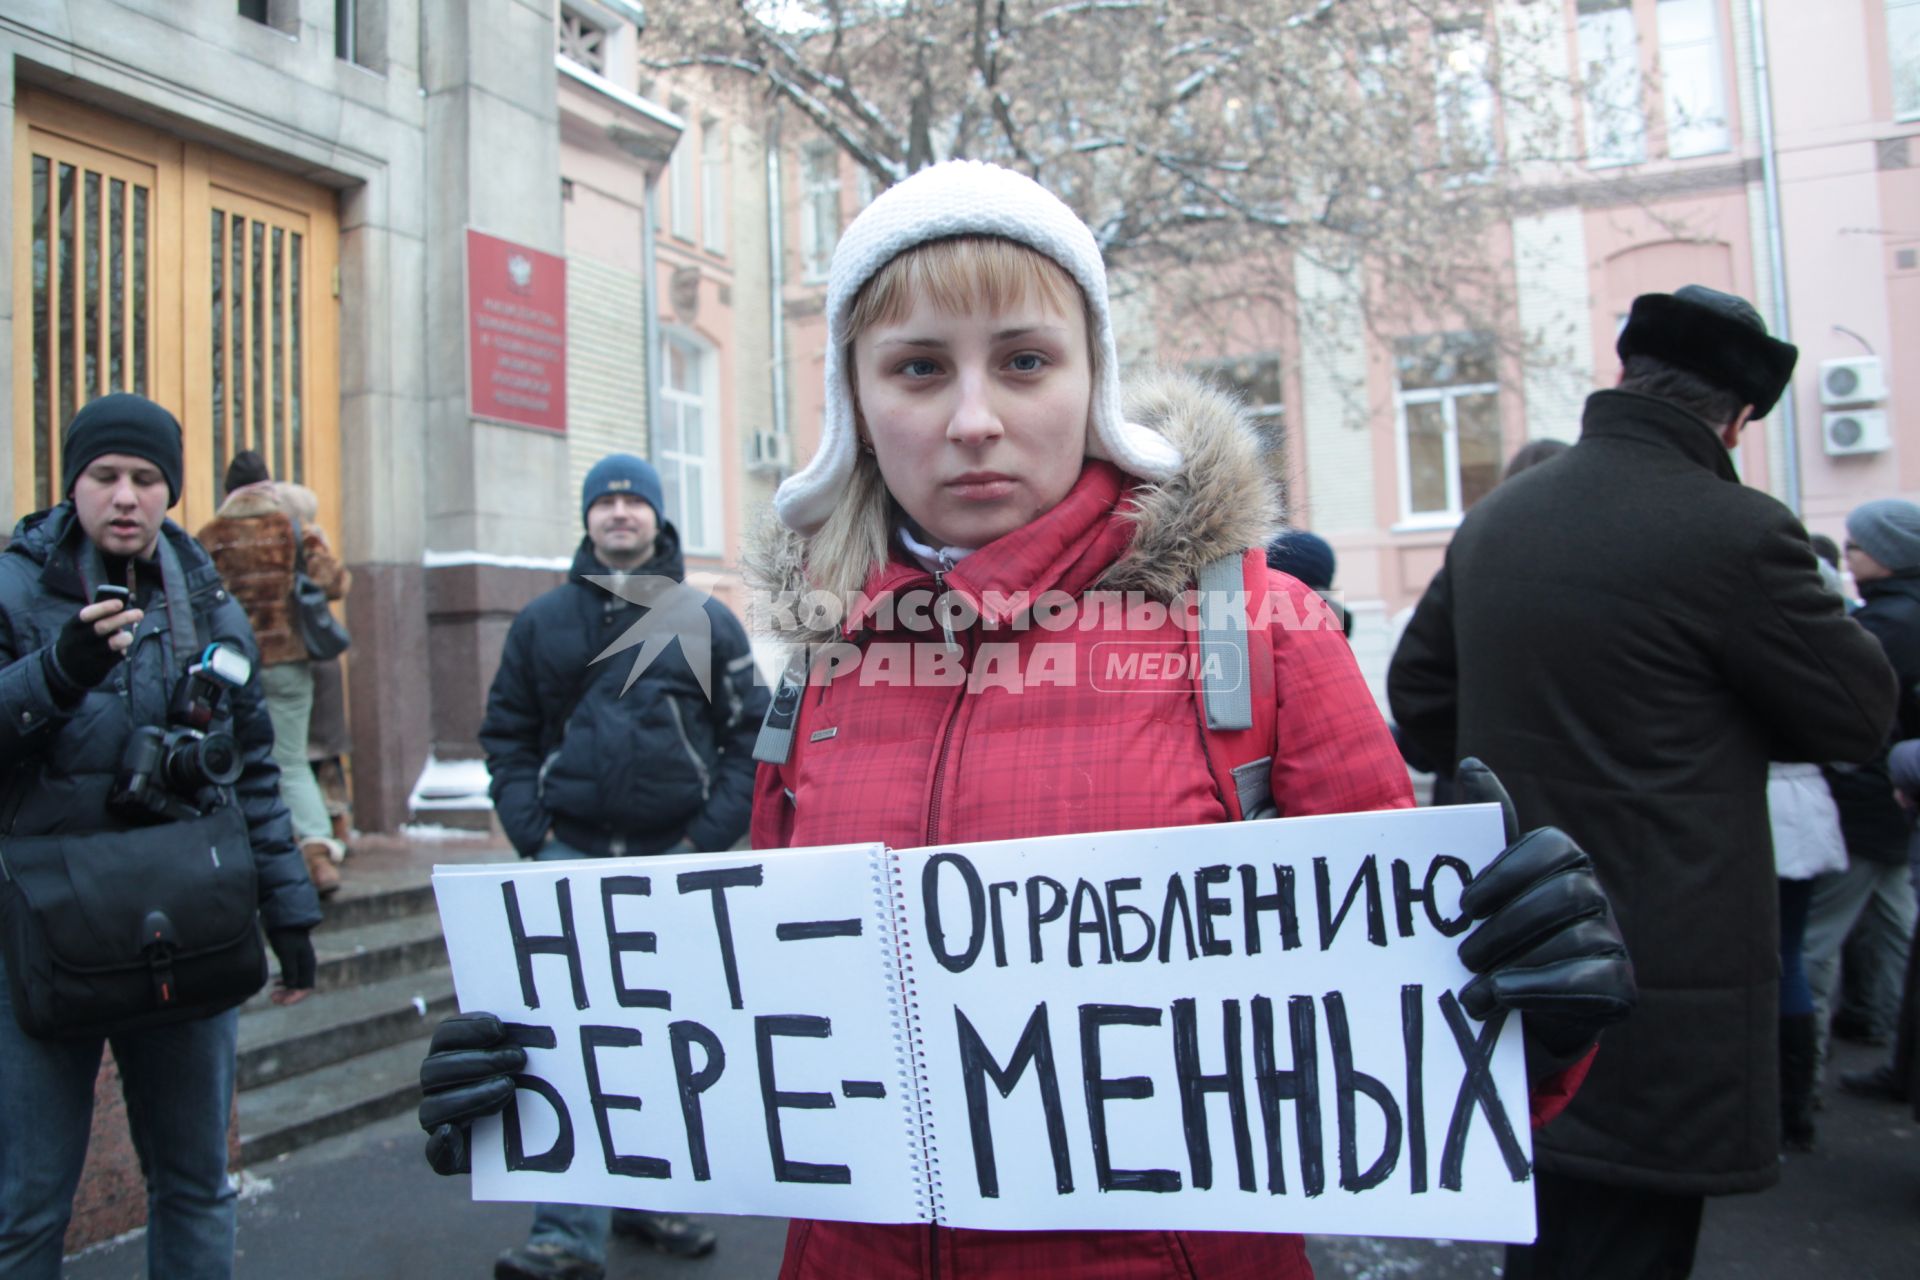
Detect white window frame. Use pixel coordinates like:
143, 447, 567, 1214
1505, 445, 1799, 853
1434, 20, 1498, 171
1657, 0, 1731, 157
1577, 0, 1647, 168
1394, 379, 1502, 528
701, 118, 728, 255
669, 100, 695, 242
1892, 0, 1920, 121
658, 330, 725, 556
799, 143, 841, 282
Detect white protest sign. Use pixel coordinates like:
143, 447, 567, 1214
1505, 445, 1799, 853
897, 804, 1531, 1240
433, 804, 1536, 1242
434, 841, 926, 1223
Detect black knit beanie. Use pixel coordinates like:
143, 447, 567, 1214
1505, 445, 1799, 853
61, 393, 185, 504
1616, 285, 1799, 419
224, 450, 271, 496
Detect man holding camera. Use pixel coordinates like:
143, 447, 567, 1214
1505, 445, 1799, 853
0, 394, 321, 1278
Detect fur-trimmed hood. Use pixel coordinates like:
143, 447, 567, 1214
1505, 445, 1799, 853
748, 370, 1281, 646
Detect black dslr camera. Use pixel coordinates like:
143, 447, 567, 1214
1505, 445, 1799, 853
109, 643, 252, 823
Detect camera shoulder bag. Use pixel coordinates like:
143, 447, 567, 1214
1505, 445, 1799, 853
289, 512, 351, 661
0, 536, 268, 1038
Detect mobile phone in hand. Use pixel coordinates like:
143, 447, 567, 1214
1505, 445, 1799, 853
92, 585, 132, 608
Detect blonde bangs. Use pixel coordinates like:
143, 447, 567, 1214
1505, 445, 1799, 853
845, 236, 1087, 340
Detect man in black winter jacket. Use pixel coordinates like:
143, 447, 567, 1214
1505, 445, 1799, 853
1804, 499, 1920, 1073
1390, 288, 1896, 1279
0, 395, 320, 1279
479, 453, 767, 1280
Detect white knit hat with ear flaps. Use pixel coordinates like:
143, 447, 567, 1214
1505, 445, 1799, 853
772, 160, 1184, 536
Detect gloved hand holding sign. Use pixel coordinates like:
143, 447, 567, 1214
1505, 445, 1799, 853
419, 1012, 526, 1176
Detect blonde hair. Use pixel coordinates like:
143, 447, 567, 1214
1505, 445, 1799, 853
804, 236, 1097, 605
845, 236, 1089, 344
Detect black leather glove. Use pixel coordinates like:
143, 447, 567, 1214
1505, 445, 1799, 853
1452, 758, 1637, 1074
268, 927, 316, 991
44, 606, 129, 699
419, 1012, 527, 1175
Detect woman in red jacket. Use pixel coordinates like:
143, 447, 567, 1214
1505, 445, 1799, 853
419, 161, 1634, 1280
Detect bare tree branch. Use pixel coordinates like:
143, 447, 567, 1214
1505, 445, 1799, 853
639, 0, 1603, 369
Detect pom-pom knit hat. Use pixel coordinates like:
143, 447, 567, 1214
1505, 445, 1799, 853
773, 160, 1184, 535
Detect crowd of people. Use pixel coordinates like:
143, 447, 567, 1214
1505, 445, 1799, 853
0, 158, 1913, 1280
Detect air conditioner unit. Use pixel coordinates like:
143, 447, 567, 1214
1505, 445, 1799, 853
748, 429, 791, 472
1821, 357, 1887, 406
1822, 409, 1891, 456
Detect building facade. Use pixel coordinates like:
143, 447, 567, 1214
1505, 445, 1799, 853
1151, 0, 1918, 703
6, 1, 766, 833
4, 0, 1917, 837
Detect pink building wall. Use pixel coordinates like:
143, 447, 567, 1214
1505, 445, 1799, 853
591, 1, 1917, 651
1762, 0, 1918, 547
1345, 0, 1920, 628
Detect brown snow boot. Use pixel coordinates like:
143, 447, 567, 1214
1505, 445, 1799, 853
301, 838, 342, 898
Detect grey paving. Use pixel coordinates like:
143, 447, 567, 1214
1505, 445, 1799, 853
64, 1040, 1920, 1279
66, 1113, 790, 1280
62, 834, 1920, 1277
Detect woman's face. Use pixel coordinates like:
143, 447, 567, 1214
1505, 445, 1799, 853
852, 290, 1092, 549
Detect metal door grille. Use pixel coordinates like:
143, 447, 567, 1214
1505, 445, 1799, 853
209, 203, 306, 491
25, 145, 153, 510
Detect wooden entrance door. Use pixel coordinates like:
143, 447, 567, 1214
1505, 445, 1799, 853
11, 89, 340, 542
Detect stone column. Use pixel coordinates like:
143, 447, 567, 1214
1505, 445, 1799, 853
367, 0, 571, 826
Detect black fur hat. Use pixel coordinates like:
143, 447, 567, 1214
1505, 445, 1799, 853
1616, 285, 1798, 419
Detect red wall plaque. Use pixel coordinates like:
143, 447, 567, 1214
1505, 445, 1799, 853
466, 229, 567, 433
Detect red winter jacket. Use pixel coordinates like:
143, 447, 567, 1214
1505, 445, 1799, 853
748, 375, 1550, 1280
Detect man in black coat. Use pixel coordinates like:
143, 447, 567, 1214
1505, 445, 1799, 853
1390, 287, 1897, 1279
479, 453, 767, 1280
0, 395, 320, 1278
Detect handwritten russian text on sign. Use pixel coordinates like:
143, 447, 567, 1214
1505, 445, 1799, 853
433, 806, 1535, 1241
465, 229, 566, 433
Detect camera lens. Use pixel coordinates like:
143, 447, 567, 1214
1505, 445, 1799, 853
162, 730, 243, 791
195, 732, 243, 787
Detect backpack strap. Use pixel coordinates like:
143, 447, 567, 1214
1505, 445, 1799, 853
152, 532, 206, 677
1196, 549, 1279, 821
752, 656, 807, 766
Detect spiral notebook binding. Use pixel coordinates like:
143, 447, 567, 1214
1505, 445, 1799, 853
875, 847, 944, 1225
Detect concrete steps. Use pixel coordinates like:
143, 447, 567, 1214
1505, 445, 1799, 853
235, 836, 512, 1168
238, 1036, 433, 1165
237, 965, 456, 1090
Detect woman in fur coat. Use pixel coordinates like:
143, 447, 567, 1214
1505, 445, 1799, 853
196, 453, 349, 895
